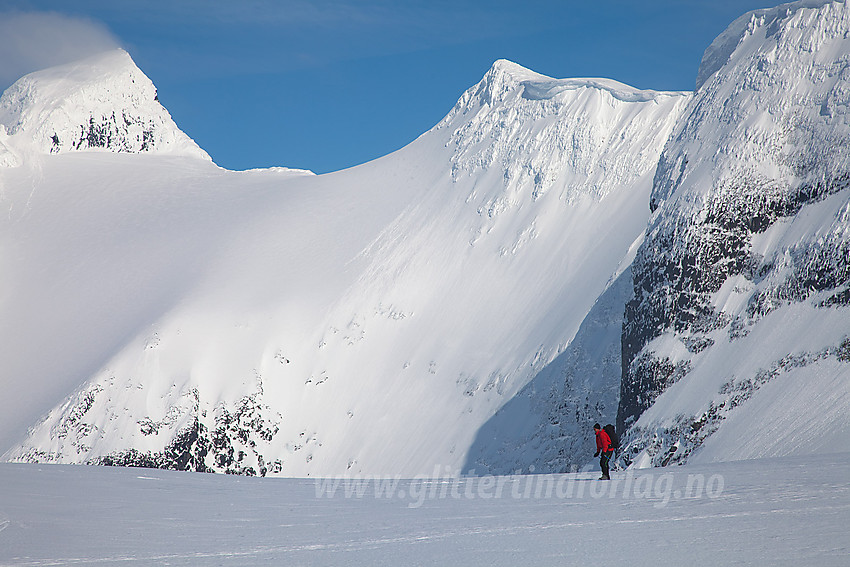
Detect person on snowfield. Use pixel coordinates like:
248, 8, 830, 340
593, 423, 612, 480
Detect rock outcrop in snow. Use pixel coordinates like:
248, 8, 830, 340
0, 49, 209, 162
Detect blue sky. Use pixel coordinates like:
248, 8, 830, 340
1, 1, 781, 174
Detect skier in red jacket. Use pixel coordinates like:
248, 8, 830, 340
593, 423, 612, 480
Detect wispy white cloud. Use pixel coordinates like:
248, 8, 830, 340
0, 11, 121, 90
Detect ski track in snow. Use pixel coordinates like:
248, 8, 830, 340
0, 454, 848, 566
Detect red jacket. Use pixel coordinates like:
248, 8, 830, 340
595, 429, 612, 453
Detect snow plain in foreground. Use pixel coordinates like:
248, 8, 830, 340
0, 453, 848, 566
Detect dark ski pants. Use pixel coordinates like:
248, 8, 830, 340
599, 451, 613, 479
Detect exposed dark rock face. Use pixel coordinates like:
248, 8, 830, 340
12, 380, 283, 477
61, 112, 158, 153
95, 388, 283, 476
619, 173, 850, 432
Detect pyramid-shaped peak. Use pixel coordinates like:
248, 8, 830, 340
485, 59, 549, 82
470, 59, 549, 106
0, 48, 209, 161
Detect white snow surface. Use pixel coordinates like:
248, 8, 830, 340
0, 454, 848, 566
0, 52, 688, 475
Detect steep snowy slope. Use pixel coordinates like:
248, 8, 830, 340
619, 0, 850, 467
464, 265, 633, 475
0, 54, 688, 476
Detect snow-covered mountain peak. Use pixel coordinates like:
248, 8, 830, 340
696, 0, 843, 90
0, 48, 209, 163
4, 2, 850, 479
621, 0, 850, 467
467, 59, 548, 107
654, 0, 850, 210
440, 60, 690, 207
452, 59, 688, 115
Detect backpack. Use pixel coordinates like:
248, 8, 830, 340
603, 424, 619, 449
